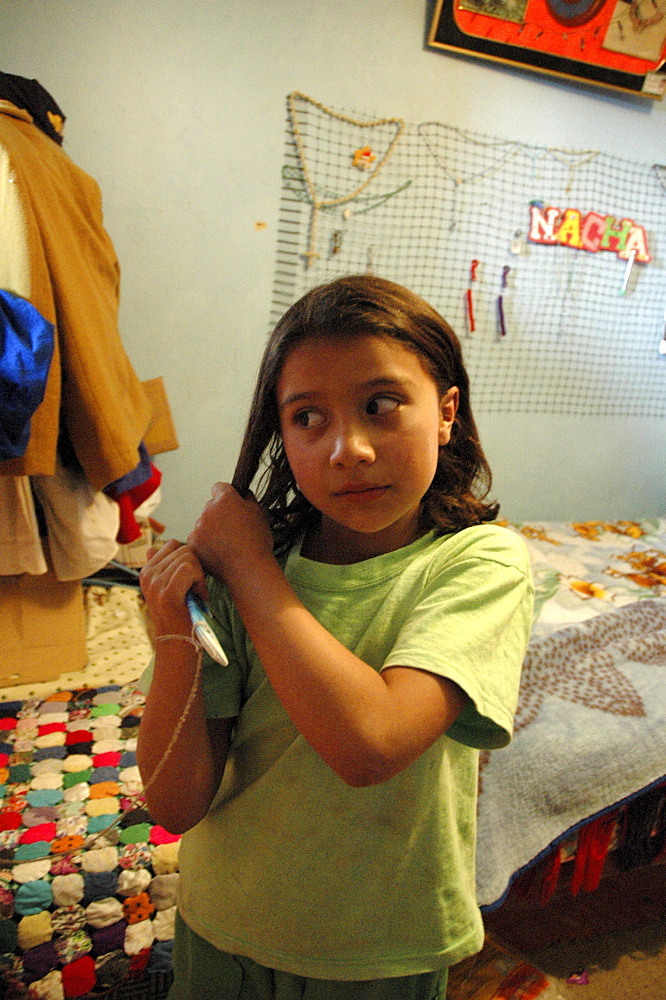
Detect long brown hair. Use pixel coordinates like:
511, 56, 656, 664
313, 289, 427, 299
233, 274, 498, 553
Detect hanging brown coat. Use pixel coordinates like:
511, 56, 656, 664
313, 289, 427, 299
0, 100, 151, 491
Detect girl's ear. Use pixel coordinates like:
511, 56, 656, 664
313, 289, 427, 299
438, 386, 459, 447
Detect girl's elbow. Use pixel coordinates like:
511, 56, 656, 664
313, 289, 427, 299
334, 748, 403, 788
139, 768, 212, 834
157, 814, 201, 837
144, 794, 208, 836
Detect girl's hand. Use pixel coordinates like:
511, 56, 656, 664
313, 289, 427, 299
188, 482, 274, 583
139, 539, 207, 638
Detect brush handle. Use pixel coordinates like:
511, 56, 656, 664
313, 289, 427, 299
186, 590, 228, 666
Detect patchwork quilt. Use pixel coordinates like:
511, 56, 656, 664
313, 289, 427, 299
0, 683, 176, 998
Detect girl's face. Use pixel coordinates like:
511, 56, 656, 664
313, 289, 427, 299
276, 332, 458, 564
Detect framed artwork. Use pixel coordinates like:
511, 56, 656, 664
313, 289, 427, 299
427, 0, 666, 97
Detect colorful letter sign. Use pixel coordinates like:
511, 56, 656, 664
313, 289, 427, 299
528, 204, 651, 262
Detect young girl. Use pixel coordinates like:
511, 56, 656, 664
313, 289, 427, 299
137, 275, 534, 1000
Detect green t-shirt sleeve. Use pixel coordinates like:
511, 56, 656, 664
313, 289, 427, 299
446, 697, 510, 750
200, 576, 245, 718
382, 535, 534, 750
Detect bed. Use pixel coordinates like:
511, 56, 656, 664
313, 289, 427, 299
480, 517, 666, 952
0, 517, 664, 997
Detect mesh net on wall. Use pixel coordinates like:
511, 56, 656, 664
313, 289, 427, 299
270, 91, 666, 418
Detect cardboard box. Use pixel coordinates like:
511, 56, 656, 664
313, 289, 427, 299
0, 567, 87, 687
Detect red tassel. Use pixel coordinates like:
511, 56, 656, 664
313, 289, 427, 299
466, 288, 475, 333
571, 813, 617, 896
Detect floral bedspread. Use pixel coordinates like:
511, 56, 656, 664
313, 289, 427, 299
506, 517, 666, 638
476, 518, 666, 910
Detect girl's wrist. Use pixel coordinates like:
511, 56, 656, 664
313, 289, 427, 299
151, 629, 202, 680
225, 548, 281, 602
154, 633, 200, 652
148, 610, 195, 649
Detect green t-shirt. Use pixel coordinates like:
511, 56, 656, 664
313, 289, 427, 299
143, 523, 533, 980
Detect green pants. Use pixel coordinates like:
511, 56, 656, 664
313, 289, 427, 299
169, 912, 449, 1000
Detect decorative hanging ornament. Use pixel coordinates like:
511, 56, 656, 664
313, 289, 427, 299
497, 266, 510, 337
330, 230, 343, 257
620, 249, 637, 295
352, 146, 376, 170
510, 231, 525, 256
287, 91, 404, 268
466, 260, 479, 334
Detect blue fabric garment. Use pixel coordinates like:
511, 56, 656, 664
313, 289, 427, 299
104, 441, 152, 497
0, 289, 54, 459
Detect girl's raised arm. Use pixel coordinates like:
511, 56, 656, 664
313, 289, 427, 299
189, 486, 469, 788
136, 541, 234, 833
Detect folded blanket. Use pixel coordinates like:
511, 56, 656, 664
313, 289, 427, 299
477, 599, 666, 909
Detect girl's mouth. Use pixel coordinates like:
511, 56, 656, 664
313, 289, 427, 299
335, 484, 389, 501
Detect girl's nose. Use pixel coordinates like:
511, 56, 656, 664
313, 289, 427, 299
330, 424, 375, 466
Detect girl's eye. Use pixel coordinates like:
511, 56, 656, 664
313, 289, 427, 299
294, 409, 324, 429
367, 395, 399, 416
